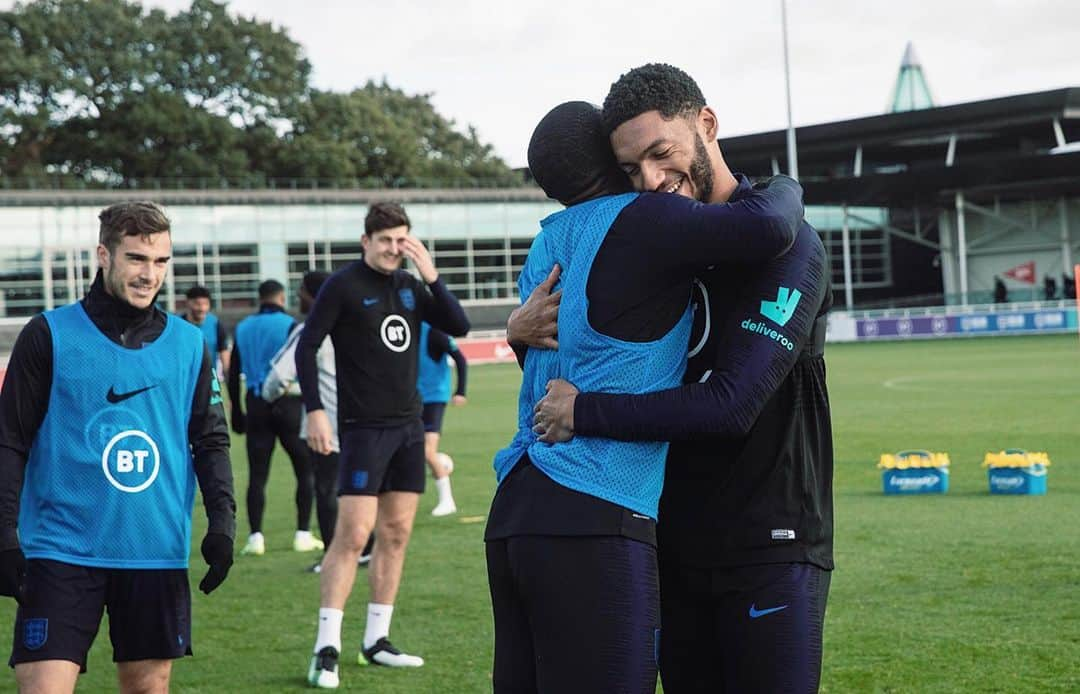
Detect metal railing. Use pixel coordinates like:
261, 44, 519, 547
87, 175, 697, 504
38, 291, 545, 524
0, 175, 533, 191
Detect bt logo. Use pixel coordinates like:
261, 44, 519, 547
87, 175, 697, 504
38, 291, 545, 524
101, 430, 161, 493
380, 315, 411, 353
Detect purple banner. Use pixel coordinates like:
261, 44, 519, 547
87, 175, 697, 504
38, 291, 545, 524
856, 309, 1075, 340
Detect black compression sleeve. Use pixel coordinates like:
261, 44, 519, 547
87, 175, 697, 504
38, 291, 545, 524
427, 328, 452, 360
512, 342, 527, 371
0, 316, 52, 549
189, 344, 236, 539
216, 321, 229, 352
450, 347, 468, 396
426, 328, 468, 396
227, 343, 242, 409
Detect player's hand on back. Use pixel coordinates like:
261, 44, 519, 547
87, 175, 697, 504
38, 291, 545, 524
507, 264, 561, 350
0, 546, 26, 604
306, 409, 334, 456
401, 236, 438, 283
533, 378, 578, 443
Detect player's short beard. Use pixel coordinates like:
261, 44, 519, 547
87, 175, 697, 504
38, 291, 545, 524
103, 259, 156, 308
690, 133, 714, 203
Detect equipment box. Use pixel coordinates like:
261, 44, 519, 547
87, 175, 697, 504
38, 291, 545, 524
878, 450, 949, 495
987, 466, 1047, 495
984, 450, 1049, 495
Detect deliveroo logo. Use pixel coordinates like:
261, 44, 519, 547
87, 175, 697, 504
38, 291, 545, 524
760, 286, 802, 327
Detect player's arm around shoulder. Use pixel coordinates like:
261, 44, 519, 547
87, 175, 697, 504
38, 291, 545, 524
634, 175, 804, 268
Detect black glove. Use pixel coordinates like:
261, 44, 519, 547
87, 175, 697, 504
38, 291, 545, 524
230, 406, 246, 435
198, 533, 233, 595
0, 547, 26, 604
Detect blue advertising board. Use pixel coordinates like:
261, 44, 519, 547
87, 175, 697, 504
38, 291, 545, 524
857, 309, 1077, 340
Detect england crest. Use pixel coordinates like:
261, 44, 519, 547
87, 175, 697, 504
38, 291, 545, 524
398, 288, 416, 311
24, 618, 48, 650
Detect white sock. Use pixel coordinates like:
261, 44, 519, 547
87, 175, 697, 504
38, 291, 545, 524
435, 476, 453, 504
363, 603, 394, 650
314, 608, 343, 653
296, 530, 312, 541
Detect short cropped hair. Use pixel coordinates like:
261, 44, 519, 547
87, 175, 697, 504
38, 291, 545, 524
601, 63, 706, 135
258, 279, 285, 301
186, 285, 212, 301
365, 202, 410, 235
302, 271, 330, 297
527, 101, 631, 206
98, 201, 171, 254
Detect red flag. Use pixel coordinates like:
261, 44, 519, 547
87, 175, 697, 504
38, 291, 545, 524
1003, 261, 1036, 285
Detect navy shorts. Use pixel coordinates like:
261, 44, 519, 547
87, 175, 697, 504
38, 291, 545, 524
658, 560, 831, 693
10, 559, 192, 672
338, 419, 425, 496
486, 535, 659, 694
421, 402, 447, 434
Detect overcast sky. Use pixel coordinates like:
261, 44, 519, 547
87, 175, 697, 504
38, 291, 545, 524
8, 0, 1080, 166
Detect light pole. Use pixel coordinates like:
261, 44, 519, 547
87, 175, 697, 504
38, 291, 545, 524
781, 0, 799, 180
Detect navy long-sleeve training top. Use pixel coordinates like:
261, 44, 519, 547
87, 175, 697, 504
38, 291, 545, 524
296, 260, 470, 430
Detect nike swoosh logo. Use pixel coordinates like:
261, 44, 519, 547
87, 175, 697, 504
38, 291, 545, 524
748, 603, 788, 619
363, 298, 379, 306
106, 385, 157, 403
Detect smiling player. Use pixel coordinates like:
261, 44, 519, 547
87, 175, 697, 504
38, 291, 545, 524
0, 201, 235, 693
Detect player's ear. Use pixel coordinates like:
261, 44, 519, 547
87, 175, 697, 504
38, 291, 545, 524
698, 106, 719, 141
96, 243, 110, 270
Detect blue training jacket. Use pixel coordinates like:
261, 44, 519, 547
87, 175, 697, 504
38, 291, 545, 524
234, 309, 294, 394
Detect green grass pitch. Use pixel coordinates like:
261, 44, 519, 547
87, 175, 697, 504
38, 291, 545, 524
2, 334, 1078, 692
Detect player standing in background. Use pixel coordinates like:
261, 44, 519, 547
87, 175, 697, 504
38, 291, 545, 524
299, 202, 470, 688
0, 201, 235, 693
181, 285, 231, 378
229, 280, 321, 557
529, 64, 835, 693
489, 101, 804, 694
417, 321, 468, 517
263, 271, 342, 573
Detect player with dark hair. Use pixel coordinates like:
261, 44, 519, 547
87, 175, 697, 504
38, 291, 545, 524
528, 63, 835, 693
182, 285, 231, 377
300, 201, 470, 687
229, 279, 320, 557
0, 201, 235, 692
486, 101, 805, 693
262, 271, 345, 574
417, 321, 468, 516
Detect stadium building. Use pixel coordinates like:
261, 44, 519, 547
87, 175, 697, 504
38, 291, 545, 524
1, 44, 1078, 346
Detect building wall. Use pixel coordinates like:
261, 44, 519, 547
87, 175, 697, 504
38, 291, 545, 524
0, 200, 890, 319
938, 196, 1080, 304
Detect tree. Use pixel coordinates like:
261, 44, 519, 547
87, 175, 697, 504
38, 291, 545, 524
280, 82, 519, 187
0, 0, 519, 187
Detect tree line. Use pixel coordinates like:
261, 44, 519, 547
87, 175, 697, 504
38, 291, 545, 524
0, 0, 522, 187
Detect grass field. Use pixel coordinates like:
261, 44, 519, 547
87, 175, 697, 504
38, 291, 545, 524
2, 334, 1079, 692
